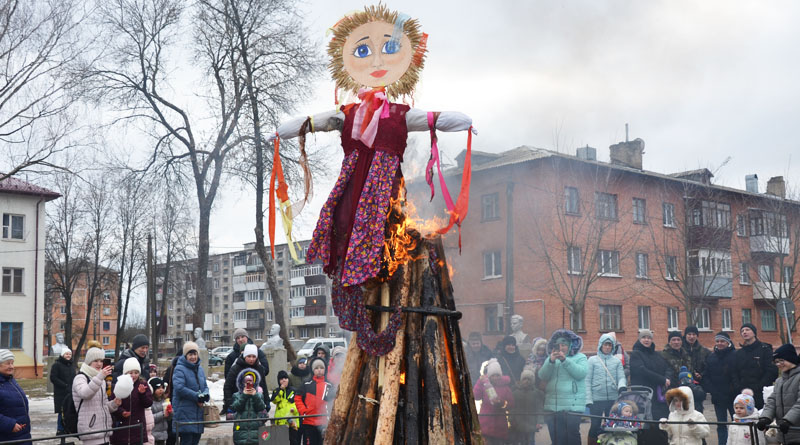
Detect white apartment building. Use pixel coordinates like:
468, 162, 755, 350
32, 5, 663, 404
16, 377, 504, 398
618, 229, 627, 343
0, 177, 59, 378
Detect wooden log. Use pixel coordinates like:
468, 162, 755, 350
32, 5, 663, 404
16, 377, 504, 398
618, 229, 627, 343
377, 282, 390, 390
342, 354, 380, 444
403, 253, 424, 445
373, 263, 411, 445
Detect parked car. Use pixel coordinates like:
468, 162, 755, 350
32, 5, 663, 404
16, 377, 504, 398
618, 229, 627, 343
209, 355, 224, 366
210, 346, 233, 359
296, 337, 347, 358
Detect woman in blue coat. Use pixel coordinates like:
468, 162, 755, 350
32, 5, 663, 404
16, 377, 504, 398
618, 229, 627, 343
0, 350, 31, 445
171, 342, 210, 445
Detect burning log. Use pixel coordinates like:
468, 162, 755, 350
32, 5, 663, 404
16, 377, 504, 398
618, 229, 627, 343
322, 235, 482, 444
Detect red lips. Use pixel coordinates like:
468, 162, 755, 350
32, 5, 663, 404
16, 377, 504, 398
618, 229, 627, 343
370, 70, 387, 78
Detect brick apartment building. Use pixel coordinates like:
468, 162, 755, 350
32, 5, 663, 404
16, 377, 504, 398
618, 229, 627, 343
46, 268, 120, 355
406, 140, 799, 352
157, 240, 341, 354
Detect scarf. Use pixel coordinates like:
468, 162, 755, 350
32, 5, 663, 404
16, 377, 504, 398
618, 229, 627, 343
81, 362, 100, 378
350, 87, 390, 148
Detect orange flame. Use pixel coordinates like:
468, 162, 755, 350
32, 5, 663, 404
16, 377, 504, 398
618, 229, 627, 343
400, 372, 406, 385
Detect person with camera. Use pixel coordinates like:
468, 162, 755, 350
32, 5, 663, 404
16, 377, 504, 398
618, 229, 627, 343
171, 342, 209, 445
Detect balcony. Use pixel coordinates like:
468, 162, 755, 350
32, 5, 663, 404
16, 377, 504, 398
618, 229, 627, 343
686, 226, 732, 250
247, 264, 264, 273
291, 315, 327, 326
246, 319, 265, 330
245, 280, 265, 291
290, 297, 306, 307
753, 281, 792, 300
687, 276, 733, 299
750, 235, 789, 255
233, 265, 247, 276
233, 301, 246, 310
233, 320, 247, 329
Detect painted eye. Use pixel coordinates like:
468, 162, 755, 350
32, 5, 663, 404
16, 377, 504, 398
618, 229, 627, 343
383, 40, 400, 54
353, 44, 371, 58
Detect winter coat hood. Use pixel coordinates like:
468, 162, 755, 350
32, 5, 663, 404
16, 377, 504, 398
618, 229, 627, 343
597, 333, 617, 356
666, 386, 695, 413
235, 367, 263, 393
547, 328, 583, 356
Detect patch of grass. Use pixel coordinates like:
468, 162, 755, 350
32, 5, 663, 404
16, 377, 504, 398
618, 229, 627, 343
16, 378, 49, 397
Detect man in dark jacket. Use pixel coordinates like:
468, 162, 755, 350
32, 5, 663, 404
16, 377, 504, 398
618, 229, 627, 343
225, 328, 269, 378
661, 330, 691, 388
629, 330, 669, 445
682, 325, 710, 379
732, 323, 778, 409
49, 348, 76, 434
112, 334, 151, 382
465, 332, 493, 383
702, 331, 736, 445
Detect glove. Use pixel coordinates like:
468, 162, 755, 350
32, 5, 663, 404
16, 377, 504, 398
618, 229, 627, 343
780, 419, 792, 434
757, 417, 772, 431
197, 393, 205, 403
199, 392, 210, 403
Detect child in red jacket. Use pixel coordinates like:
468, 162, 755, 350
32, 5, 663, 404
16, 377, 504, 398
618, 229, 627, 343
294, 357, 332, 445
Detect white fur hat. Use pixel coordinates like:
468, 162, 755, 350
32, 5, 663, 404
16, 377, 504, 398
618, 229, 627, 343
114, 374, 134, 399
243, 344, 258, 358
122, 357, 140, 375
486, 358, 502, 377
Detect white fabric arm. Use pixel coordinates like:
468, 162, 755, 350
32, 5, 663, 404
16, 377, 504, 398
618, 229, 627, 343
406, 108, 473, 133
275, 110, 344, 140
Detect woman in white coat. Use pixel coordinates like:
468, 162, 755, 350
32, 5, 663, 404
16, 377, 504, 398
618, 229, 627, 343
72, 347, 122, 445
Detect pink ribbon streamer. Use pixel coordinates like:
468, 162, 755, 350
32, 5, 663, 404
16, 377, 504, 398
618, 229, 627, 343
425, 112, 456, 214
351, 88, 390, 148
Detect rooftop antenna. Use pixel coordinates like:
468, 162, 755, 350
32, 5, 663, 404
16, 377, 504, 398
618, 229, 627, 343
625, 123, 629, 142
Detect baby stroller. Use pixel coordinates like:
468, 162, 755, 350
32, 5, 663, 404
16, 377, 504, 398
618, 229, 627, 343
598, 386, 652, 445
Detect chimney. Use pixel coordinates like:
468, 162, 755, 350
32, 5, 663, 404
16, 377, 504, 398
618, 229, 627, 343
766, 176, 786, 198
576, 145, 597, 161
609, 138, 644, 170
745, 174, 759, 193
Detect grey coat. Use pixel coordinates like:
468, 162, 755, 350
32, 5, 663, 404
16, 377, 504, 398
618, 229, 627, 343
762, 365, 800, 444
150, 399, 169, 441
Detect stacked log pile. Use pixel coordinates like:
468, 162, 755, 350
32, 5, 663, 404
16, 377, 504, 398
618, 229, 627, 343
324, 235, 482, 444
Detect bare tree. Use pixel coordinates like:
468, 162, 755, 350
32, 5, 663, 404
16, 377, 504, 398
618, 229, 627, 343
0, 0, 89, 180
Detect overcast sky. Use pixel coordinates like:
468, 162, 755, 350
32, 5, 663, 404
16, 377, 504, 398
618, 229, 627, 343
208, 0, 800, 253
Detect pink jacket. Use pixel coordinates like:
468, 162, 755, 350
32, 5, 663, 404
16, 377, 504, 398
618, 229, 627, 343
473, 376, 514, 439
72, 372, 119, 445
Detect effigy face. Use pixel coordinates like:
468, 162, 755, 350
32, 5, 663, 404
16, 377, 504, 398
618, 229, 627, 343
342, 20, 413, 89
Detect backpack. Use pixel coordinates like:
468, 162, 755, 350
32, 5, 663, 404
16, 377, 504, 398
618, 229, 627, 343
62, 373, 90, 434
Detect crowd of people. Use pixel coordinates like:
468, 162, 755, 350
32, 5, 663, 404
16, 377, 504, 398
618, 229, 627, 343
466, 324, 800, 445
0, 327, 346, 445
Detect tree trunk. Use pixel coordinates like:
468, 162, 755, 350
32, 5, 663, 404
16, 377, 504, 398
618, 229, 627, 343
195, 203, 211, 328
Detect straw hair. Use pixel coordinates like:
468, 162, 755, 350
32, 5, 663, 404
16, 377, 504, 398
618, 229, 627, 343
327, 4, 425, 99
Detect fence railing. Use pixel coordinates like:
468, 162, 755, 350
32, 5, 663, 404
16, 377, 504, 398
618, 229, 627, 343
0, 423, 144, 445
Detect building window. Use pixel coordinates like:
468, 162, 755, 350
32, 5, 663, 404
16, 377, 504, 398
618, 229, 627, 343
246, 291, 264, 301
254, 330, 262, 340
740, 263, 751, 284
694, 307, 711, 330
213, 279, 220, 289
290, 286, 305, 298
722, 308, 732, 331
289, 330, 295, 339
638, 306, 651, 330
784, 266, 794, 285
290, 307, 304, 318
636, 253, 649, 278
632, 198, 647, 224
565, 187, 580, 215
737, 215, 748, 237
103, 307, 110, 316
329, 327, 338, 337
300, 327, 309, 338
570, 309, 584, 332
214, 314, 220, 324
0, 322, 22, 349
761, 309, 777, 331
688, 250, 732, 277
595, 192, 618, 220
266, 311, 273, 321
234, 310, 247, 321
485, 304, 504, 333
668, 307, 680, 331
1, 268, 23, 294
483, 251, 502, 279
168, 301, 174, 310
665, 256, 678, 280
306, 285, 325, 297
168, 316, 174, 327
689, 200, 731, 229
481, 193, 499, 221
102, 321, 110, 331
742, 308, 752, 326
1, 214, 24, 240
314, 327, 324, 338
567, 246, 582, 274
597, 250, 620, 276
60, 321, 65, 330
599, 305, 622, 331
662, 203, 676, 227
102, 336, 110, 345
749, 210, 788, 237
758, 264, 773, 282
60, 306, 67, 314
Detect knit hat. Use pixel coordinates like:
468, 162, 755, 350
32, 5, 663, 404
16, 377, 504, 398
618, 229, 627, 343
309, 356, 327, 371
468, 332, 482, 342
60, 348, 72, 358
668, 331, 683, 341
243, 344, 258, 358
684, 326, 699, 336
638, 329, 653, 340
0, 349, 13, 364
500, 336, 517, 347
122, 357, 141, 375
678, 366, 692, 384
741, 323, 758, 336
277, 370, 289, 381
233, 328, 248, 339
84, 347, 105, 364
714, 331, 732, 347
486, 358, 502, 377
183, 341, 199, 356
297, 357, 307, 364
148, 377, 167, 394
520, 369, 535, 382
131, 334, 150, 351
773, 343, 800, 365
734, 391, 756, 416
